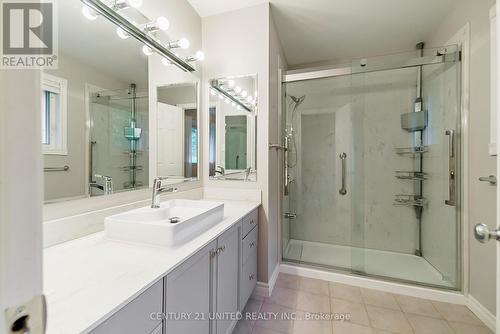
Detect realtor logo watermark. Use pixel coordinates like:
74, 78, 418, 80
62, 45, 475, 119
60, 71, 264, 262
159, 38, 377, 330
1, 0, 58, 69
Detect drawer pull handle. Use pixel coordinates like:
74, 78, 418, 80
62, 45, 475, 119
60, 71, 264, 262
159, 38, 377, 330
249, 242, 255, 248
249, 274, 255, 280
216, 245, 226, 255
250, 219, 255, 225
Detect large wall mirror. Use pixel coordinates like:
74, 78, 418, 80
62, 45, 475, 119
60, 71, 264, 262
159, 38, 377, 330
43, 0, 201, 204
43, 0, 149, 203
156, 83, 199, 182
208, 75, 257, 181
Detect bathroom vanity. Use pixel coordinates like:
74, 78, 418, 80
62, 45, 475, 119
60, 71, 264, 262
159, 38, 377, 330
43, 200, 259, 334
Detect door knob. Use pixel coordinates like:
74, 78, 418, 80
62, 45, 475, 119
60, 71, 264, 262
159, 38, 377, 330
474, 223, 500, 243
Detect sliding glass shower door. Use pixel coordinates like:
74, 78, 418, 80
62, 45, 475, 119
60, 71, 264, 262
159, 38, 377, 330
281, 74, 354, 268
281, 45, 461, 290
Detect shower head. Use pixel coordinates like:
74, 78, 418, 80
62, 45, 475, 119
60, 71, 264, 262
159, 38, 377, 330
289, 95, 306, 107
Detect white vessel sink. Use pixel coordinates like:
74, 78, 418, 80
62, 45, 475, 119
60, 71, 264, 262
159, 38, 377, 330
104, 199, 224, 247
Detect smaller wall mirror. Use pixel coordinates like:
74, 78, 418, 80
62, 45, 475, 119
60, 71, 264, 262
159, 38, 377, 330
208, 75, 257, 181
157, 83, 199, 183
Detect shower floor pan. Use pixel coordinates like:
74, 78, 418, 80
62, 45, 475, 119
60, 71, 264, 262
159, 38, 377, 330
283, 239, 454, 288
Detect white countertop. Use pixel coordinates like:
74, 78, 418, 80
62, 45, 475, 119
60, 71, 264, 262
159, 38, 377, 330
43, 199, 260, 334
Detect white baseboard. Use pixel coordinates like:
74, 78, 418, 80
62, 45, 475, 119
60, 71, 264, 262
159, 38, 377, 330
280, 264, 465, 305
255, 265, 280, 298
465, 294, 496, 332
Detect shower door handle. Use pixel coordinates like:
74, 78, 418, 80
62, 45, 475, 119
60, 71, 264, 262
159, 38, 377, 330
339, 152, 347, 195
89, 141, 97, 184
445, 130, 456, 206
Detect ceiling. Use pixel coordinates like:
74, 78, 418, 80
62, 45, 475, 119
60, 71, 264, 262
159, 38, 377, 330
187, 0, 455, 67
187, 0, 269, 18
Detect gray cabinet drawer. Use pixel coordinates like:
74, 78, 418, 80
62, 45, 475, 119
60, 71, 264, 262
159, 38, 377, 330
90, 280, 163, 334
242, 226, 257, 265
240, 251, 257, 308
242, 209, 258, 238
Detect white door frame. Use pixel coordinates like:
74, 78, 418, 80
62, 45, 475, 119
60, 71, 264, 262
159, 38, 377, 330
0, 70, 45, 332
496, 2, 500, 331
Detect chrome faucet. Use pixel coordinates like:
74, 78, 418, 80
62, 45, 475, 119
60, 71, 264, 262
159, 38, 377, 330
151, 177, 178, 208
90, 174, 113, 195
215, 166, 225, 176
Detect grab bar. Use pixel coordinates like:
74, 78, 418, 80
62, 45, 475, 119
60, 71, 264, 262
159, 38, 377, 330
269, 144, 287, 150
44, 165, 69, 172
339, 152, 347, 195
89, 141, 96, 183
445, 130, 456, 206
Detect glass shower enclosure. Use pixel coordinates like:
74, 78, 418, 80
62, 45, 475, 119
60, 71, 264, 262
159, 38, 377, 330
89, 85, 149, 196
281, 45, 462, 289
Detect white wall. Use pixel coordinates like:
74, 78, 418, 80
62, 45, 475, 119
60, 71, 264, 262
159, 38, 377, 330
269, 9, 288, 281
0, 70, 44, 331
427, 0, 496, 314
202, 4, 276, 282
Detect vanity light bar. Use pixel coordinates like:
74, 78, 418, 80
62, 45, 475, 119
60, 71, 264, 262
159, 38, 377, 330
210, 80, 253, 112
80, 0, 195, 72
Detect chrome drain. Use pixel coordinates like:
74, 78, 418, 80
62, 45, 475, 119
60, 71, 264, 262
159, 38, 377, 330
168, 216, 181, 224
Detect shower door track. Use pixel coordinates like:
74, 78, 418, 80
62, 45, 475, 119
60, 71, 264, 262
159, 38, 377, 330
283, 47, 460, 83
281, 259, 458, 292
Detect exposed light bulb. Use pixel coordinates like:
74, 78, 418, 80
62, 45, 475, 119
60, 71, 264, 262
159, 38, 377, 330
241, 90, 248, 98
116, 27, 129, 39
82, 6, 98, 20
142, 45, 153, 56
161, 58, 171, 66
156, 16, 169, 31
195, 50, 205, 61
227, 80, 235, 88
234, 86, 242, 94
179, 38, 190, 49
127, 0, 142, 8
210, 89, 216, 96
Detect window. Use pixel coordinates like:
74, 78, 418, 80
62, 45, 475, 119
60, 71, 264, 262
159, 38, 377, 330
42, 74, 67, 155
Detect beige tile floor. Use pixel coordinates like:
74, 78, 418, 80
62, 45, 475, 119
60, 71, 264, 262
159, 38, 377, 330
234, 273, 493, 334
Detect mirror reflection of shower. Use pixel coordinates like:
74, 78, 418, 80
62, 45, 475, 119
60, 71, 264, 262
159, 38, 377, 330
89, 84, 149, 197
